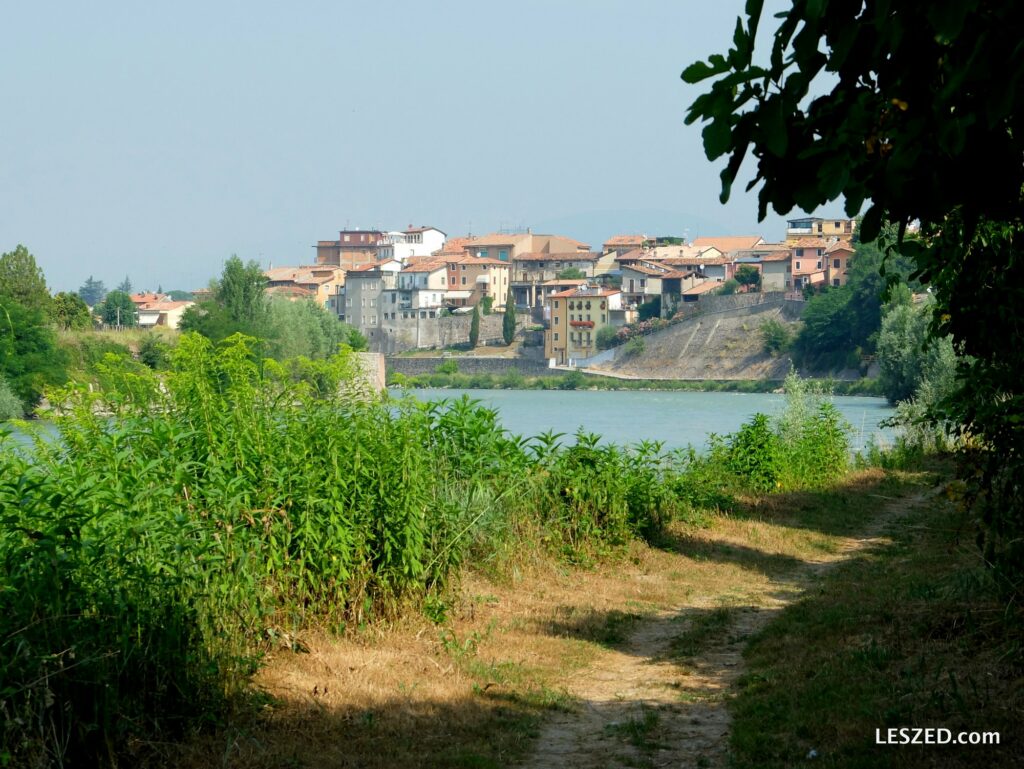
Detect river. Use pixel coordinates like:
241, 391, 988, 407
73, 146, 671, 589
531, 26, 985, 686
4, 390, 897, 455
394, 388, 896, 452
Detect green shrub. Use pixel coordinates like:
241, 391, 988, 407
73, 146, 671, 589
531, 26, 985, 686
0, 373, 22, 420
138, 333, 171, 369
435, 359, 459, 375
726, 413, 783, 492
558, 369, 587, 390
596, 325, 619, 350
774, 372, 850, 488
760, 319, 792, 356
623, 337, 646, 357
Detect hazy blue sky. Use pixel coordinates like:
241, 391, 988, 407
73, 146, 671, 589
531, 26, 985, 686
2, 0, 828, 293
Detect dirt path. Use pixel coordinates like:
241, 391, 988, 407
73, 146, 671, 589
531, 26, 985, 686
520, 495, 921, 769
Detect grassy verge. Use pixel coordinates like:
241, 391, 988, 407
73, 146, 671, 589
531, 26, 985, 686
730, 463, 1022, 768
167, 468, 915, 768
388, 370, 882, 396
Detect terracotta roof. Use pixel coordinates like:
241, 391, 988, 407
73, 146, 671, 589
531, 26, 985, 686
691, 236, 765, 252
137, 300, 193, 311
404, 225, 445, 235
561, 237, 591, 250
791, 238, 829, 249
658, 255, 732, 267
681, 281, 722, 296
550, 286, 621, 299
401, 260, 448, 273
613, 248, 646, 262
443, 255, 509, 267
541, 278, 588, 287
405, 254, 441, 265
266, 285, 315, 298
757, 251, 793, 262
826, 239, 855, 253
603, 235, 647, 248
130, 292, 167, 304
436, 236, 473, 254
464, 233, 532, 247
264, 266, 342, 285
622, 263, 669, 276
513, 251, 601, 262
659, 270, 701, 280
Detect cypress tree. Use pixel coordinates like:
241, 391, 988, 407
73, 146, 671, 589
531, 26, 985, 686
502, 289, 516, 346
469, 303, 480, 348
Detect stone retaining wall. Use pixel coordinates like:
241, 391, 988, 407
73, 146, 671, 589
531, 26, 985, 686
387, 356, 560, 378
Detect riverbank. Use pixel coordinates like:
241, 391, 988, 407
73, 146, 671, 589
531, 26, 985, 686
387, 370, 884, 396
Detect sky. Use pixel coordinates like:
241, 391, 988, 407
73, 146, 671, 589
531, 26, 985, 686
1, 0, 835, 293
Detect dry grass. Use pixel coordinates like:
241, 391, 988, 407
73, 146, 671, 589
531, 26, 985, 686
161, 470, 908, 769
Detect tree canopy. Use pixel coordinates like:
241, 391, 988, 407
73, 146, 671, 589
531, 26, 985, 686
98, 290, 137, 328
77, 276, 107, 306
54, 292, 93, 331
216, 256, 268, 326
0, 297, 67, 406
734, 265, 761, 291
684, 0, 1024, 575
0, 245, 51, 313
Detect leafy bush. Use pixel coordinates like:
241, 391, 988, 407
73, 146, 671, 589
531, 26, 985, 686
774, 372, 850, 488
558, 369, 587, 390
735, 265, 762, 291
138, 333, 172, 369
435, 358, 459, 375
623, 337, 645, 357
0, 373, 22, 420
596, 325, 619, 350
760, 319, 792, 356
724, 413, 783, 492
718, 279, 739, 295
637, 296, 661, 321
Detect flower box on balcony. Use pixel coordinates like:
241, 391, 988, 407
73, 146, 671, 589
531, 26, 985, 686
570, 320, 595, 328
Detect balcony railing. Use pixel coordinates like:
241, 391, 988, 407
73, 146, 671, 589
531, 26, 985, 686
570, 320, 595, 329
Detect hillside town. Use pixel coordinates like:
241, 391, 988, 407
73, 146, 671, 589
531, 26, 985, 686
229, 215, 857, 360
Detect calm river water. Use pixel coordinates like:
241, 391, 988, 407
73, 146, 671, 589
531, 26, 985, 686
4, 390, 896, 455
394, 388, 896, 452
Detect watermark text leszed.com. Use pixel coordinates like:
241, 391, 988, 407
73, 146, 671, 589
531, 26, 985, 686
876, 728, 1000, 746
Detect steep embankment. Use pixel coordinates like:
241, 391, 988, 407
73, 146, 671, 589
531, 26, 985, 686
591, 301, 802, 380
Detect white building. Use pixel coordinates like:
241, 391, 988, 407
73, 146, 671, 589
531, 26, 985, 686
377, 226, 447, 264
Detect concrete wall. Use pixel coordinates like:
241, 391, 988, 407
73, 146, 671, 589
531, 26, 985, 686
388, 356, 560, 378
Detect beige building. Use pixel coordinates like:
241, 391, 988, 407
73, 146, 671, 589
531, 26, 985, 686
785, 217, 856, 244
461, 232, 590, 262
544, 285, 623, 365
690, 235, 765, 254
826, 239, 855, 287
620, 262, 670, 307
264, 265, 346, 307
510, 251, 602, 307
602, 234, 649, 256
132, 297, 194, 330
442, 255, 510, 309
730, 244, 794, 291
